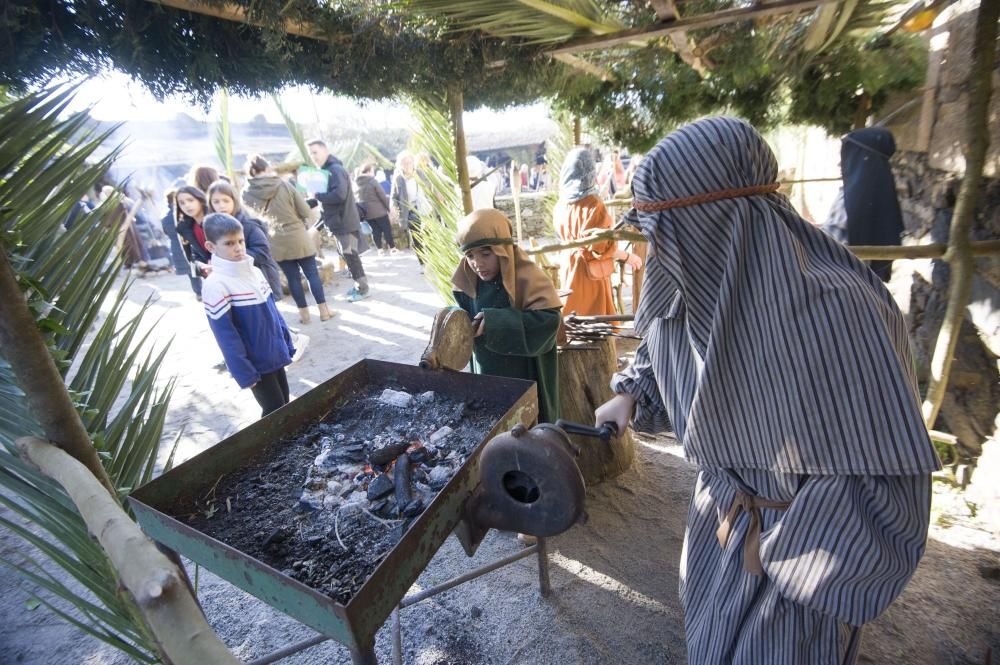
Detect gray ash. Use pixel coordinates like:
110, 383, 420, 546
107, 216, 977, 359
181, 386, 503, 604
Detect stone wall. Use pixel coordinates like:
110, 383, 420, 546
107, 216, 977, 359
890, 152, 1000, 463
493, 192, 556, 240
882, 0, 999, 516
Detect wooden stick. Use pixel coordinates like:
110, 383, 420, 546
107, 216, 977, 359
550, 0, 838, 56
17, 436, 241, 665
921, 0, 999, 428
448, 86, 474, 215
148, 0, 325, 40
527, 230, 1000, 261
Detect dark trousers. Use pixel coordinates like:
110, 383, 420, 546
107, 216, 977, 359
278, 256, 325, 308
250, 368, 289, 417
369, 215, 394, 249
407, 213, 423, 265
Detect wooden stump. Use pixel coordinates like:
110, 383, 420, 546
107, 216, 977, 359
558, 338, 635, 485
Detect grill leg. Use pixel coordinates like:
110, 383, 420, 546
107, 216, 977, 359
350, 643, 377, 665
392, 606, 403, 665
536, 537, 551, 597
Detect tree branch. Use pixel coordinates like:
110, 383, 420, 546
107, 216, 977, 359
17, 436, 241, 665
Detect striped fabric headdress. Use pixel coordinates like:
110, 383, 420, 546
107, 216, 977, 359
628, 116, 938, 476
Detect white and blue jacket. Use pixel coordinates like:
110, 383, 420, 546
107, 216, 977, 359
202, 255, 295, 389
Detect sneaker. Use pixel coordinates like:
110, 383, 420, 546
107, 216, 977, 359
346, 290, 370, 303
390, 248, 399, 255
291, 333, 310, 363
377, 248, 385, 257
345, 286, 359, 297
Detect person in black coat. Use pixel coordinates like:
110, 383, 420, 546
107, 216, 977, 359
307, 140, 369, 301
823, 127, 905, 282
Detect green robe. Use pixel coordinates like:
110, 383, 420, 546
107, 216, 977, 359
454, 278, 560, 423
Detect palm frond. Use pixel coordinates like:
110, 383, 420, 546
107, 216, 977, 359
0, 85, 174, 662
406, 96, 464, 303
215, 87, 236, 183
398, 0, 623, 44
272, 92, 311, 164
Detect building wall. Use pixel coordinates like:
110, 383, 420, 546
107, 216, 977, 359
881, 0, 999, 515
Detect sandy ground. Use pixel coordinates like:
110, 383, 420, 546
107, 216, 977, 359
1, 249, 998, 665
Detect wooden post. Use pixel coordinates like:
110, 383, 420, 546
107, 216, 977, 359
921, 0, 999, 427
0, 251, 117, 496
631, 241, 647, 314
448, 86, 474, 215
573, 116, 582, 145
558, 339, 636, 485
511, 161, 524, 243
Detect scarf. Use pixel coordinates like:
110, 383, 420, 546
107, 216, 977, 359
627, 116, 938, 476
558, 148, 599, 203
452, 209, 562, 311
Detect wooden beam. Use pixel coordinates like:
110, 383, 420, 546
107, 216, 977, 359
550, 0, 839, 56
148, 0, 327, 40
552, 53, 614, 81
649, 0, 710, 76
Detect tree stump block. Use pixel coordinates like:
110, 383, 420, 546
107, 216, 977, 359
558, 338, 635, 485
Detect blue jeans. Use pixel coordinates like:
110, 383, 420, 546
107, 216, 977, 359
278, 256, 325, 307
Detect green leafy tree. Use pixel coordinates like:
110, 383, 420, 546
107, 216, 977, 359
0, 87, 175, 662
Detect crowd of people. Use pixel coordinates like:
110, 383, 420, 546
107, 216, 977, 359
71, 114, 933, 665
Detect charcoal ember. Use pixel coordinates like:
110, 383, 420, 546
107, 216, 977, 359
369, 442, 410, 467
412, 467, 429, 484
394, 453, 415, 513
263, 527, 291, 547
379, 388, 413, 408
295, 496, 320, 513
314, 441, 365, 468
322, 495, 340, 510
471, 606, 483, 619
366, 473, 394, 501
409, 447, 430, 465
417, 391, 435, 403
401, 498, 424, 518
428, 466, 451, 489
370, 498, 394, 518
429, 426, 453, 445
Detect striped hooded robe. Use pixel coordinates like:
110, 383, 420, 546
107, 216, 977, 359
611, 117, 940, 665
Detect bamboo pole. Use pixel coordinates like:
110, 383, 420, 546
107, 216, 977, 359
17, 436, 241, 665
921, 0, 999, 428
448, 86, 474, 215
0, 251, 117, 497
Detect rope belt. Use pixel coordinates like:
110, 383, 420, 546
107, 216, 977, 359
632, 182, 781, 213
715, 489, 791, 576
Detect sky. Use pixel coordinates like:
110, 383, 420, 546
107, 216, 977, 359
66, 71, 551, 133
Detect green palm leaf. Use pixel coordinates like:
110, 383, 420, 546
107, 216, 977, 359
0, 86, 175, 662
215, 87, 236, 183
272, 92, 311, 165
406, 96, 465, 303
398, 0, 623, 44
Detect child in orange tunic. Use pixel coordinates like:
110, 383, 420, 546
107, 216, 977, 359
554, 148, 642, 318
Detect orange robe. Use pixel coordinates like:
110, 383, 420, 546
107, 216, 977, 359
556, 194, 618, 317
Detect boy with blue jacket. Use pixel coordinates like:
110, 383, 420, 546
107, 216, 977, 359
202, 213, 296, 416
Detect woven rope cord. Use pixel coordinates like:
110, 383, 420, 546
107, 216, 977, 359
632, 183, 781, 213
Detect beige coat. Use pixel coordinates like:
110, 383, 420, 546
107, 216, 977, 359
243, 175, 316, 262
